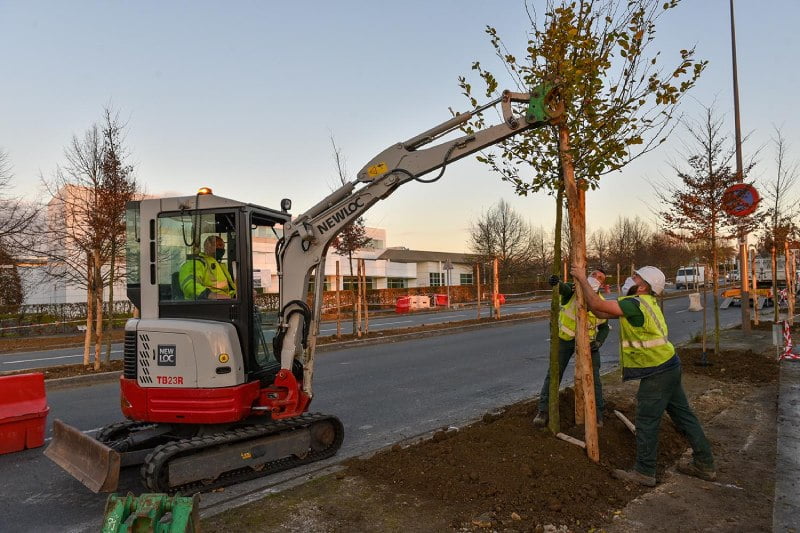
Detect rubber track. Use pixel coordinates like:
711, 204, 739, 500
140, 413, 344, 493
96, 420, 157, 443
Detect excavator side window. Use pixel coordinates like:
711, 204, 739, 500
250, 214, 282, 370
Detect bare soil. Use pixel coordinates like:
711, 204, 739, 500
204, 341, 779, 532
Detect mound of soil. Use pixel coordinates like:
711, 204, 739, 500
345, 390, 686, 531
339, 347, 779, 531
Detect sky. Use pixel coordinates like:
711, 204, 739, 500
1, 1, 798, 253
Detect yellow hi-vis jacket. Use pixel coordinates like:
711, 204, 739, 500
179, 253, 236, 299
618, 294, 675, 369
558, 292, 606, 341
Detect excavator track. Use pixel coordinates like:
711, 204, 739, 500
140, 413, 344, 493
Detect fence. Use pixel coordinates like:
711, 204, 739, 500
0, 301, 134, 337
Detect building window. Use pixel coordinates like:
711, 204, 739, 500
429, 272, 443, 287
388, 278, 407, 289
343, 277, 375, 290
460, 273, 474, 285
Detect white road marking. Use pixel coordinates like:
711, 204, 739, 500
44, 427, 101, 443
3, 350, 122, 365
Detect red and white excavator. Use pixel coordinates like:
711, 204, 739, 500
45, 83, 563, 493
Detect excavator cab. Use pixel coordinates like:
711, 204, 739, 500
125, 193, 291, 379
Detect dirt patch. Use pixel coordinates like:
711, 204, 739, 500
205, 346, 778, 532
681, 346, 780, 383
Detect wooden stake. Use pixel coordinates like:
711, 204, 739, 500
786, 242, 792, 325
556, 432, 586, 449
493, 258, 500, 319
361, 258, 369, 333
335, 261, 341, 339
476, 263, 481, 320
613, 410, 636, 435
751, 252, 759, 324
355, 259, 362, 337
559, 122, 599, 462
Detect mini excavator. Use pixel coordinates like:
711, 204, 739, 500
45, 83, 563, 493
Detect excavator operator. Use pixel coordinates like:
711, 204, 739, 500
179, 235, 236, 300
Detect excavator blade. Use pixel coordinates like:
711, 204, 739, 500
44, 419, 121, 493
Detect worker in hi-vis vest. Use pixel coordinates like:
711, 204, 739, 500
179, 236, 236, 300
533, 269, 609, 428
571, 265, 715, 487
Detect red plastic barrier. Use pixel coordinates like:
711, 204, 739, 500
395, 296, 411, 314
434, 294, 449, 306
497, 294, 506, 305
0, 373, 49, 454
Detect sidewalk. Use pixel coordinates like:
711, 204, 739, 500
775, 360, 800, 532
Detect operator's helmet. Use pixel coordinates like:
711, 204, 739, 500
635, 266, 666, 295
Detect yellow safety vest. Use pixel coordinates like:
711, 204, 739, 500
179, 254, 236, 299
618, 294, 675, 369
558, 292, 605, 341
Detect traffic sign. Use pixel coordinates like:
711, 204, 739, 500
722, 183, 759, 217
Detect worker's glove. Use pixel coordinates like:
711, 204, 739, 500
548, 275, 560, 287
590, 340, 601, 352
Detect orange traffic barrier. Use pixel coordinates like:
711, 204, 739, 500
0, 373, 50, 454
395, 296, 411, 314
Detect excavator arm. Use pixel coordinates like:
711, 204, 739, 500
274, 83, 564, 397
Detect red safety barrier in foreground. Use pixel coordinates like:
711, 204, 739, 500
0, 373, 50, 454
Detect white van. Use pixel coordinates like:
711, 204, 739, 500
675, 266, 706, 290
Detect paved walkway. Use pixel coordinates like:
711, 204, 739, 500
774, 360, 800, 532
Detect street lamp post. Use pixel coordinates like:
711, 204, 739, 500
730, 0, 751, 332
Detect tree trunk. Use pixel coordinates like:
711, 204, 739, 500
83, 256, 93, 367
547, 180, 564, 435
355, 258, 362, 337
475, 263, 482, 320
559, 123, 599, 462
105, 239, 116, 362
785, 241, 792, 325
348, 253, 357, 335
772, 246, 779, 322
93, 250, 103, 371
335, 261, 341, 339
492, 258, 500, 319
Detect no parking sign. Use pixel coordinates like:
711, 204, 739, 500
722, 183, 760, 217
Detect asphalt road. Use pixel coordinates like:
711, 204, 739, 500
0, 294, 753, 532
0, 300, 548, 373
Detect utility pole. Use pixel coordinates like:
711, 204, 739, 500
730, 0, 750, 331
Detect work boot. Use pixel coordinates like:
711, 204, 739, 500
612, 468, 656, 487
677, 458, 717, 481
532, 411, 548, 427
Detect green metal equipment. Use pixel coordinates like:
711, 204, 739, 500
100, 493, 199, 533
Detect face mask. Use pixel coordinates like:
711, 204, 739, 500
215, 249, 225, 262
588, 277, 601, 292
621, 277, 636, 296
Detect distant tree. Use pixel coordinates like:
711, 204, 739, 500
0, 246, 23, 313
606, 215, 652, 269
528, 225, 554, 281
656, 104, 757, 352
0, 148, 39, 257
588, 228, 610, 272
468, 199, 533, 282
328, 136, 371, 333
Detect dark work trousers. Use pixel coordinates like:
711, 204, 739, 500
537, 338, 604, 421
634, 364, 715, 476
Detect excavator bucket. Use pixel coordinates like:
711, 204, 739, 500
44, 419, 121, 493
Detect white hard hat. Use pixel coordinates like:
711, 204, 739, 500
635, 266, 666, 295
588, 276, 601, 292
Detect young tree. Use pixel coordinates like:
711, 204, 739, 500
468, 199, 533, 282
656, 104, 756, 353
460, 0, 705, 451
328, 136, 372, 333
98, 108, 138, 361
37, 109, 138, 369
760, 127, 799, 321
